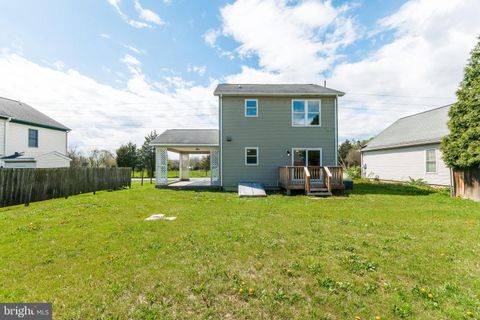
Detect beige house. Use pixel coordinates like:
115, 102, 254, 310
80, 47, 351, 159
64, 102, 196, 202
0, 97, 71, 168
151, 84, 346, 195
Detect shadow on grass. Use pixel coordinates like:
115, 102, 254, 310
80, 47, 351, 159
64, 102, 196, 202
349, 181, 440, 196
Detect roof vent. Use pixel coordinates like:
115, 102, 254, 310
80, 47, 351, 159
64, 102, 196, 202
238, 85, 242, 89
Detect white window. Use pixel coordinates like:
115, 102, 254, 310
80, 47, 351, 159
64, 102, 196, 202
426, 149, 437, 173
292, 100, 321, 126
245, 99, 258, 117
245, 147, 258, 165
292, 148, 322, 166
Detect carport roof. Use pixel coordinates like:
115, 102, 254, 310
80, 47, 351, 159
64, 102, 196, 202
150, 129, 219, 146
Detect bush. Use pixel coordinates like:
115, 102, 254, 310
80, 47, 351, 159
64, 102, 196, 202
345, 166, 361, 179
406, 177, 428, 187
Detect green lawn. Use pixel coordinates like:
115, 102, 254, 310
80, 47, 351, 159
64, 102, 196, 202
132, 170, 210, 178
1, 182, 479, 319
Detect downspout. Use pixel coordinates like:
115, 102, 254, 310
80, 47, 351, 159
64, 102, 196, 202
3, 116, 12, 157
334, 95, 338, 166
219, 94, 223, 187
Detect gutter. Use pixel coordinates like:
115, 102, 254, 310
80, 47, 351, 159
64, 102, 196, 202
214, 92, 345, 97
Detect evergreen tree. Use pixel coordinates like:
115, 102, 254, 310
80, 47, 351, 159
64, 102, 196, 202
116, 142, 138, 170
140, 130, 159, 178
441, 37, 480, 168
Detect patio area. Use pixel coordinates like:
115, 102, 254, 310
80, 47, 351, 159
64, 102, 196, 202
150, 129, 220, 189
162, 178, 219, 190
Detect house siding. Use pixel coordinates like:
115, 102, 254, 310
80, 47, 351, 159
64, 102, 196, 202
221, 95, 337, 189
36, 153, 71, 168
361, 143, 451, 186
5, 122, 67, 157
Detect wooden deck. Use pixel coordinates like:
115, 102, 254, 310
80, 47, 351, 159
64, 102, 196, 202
279, 166, 344, 196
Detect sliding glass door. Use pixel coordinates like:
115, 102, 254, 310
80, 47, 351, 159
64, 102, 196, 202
292, 148, 323, 182
293, 148, 322, 166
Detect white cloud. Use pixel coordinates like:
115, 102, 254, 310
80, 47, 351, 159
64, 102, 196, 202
99, 33, 111, 39
219, 0, 359, 82
133, 0, 164, 26
203, 29, 220, 48
122, 44, 143, 54
120, 54, 141, 66
106, 0, 154, 29
187, 65, 207, 76
0, 51, 218, 152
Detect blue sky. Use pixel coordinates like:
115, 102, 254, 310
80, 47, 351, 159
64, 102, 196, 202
0, 0, 478, 150
0, 0, 403, 87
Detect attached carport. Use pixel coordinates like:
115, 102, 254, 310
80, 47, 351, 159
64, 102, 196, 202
150, 129, 220, 188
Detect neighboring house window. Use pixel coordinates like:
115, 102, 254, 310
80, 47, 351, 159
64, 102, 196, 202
245, 147, 258, 165
426, 149, 437, 173
245, 99, 258, 117
292, 148, 322, 166
292, 100, 321, 126
28, 129, 38, 148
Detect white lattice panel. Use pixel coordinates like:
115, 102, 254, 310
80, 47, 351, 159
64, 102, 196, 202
210, 148, 220, 186
156, 147, 168, 185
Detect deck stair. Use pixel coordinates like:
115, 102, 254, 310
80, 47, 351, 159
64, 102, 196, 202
307, 187, 332, 197
278, 166, 344, 196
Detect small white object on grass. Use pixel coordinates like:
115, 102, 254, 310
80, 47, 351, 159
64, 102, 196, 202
144, 214, 176, 221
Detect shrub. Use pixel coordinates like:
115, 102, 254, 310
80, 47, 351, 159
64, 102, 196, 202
345, 166, 361, 179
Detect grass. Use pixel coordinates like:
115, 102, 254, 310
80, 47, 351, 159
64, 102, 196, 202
0, 181, 479, 319
132, 170, 210, 178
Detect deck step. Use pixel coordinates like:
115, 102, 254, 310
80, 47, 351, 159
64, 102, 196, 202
307, 191, 332, 197
310, 187, 329, 192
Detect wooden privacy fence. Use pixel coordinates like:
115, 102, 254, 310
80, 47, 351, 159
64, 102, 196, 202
0, 167, 132, 207
453, 167, 480, 202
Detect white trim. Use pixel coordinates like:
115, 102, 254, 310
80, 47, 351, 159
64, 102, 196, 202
291, 99, 321, 127
291, 148, 323, 166
245, 147, 259, 166
425, 148, 438, 174
244, 99, 258, 117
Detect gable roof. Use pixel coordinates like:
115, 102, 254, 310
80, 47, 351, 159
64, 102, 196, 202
150, 129, 219, 146
362, 105, 452, 152
214, 84, 345, 96
0, 97, 70, 131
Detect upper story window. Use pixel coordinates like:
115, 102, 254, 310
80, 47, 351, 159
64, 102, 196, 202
292, 99, 321, 126
28, 129, 38, 148
245, 99, 258, 117
426, 149, 437, 173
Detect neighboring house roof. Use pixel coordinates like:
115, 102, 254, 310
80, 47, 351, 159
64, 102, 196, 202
362, 105, 452, 152
150, 129, 219, 146
214, 84, 345, 96
2, 151, 71, 162
0, 97, 70, 131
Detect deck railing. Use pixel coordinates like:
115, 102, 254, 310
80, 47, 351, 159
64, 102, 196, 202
279, 166, 344, 194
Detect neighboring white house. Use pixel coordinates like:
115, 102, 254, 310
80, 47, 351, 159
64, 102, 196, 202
361, 105, 452, 186
0, 97, 71, 168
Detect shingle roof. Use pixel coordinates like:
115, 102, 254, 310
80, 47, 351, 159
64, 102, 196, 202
150, 129, 219, 146
214, 84, 345, 96
362, 105, 452, 152
0, 97, 69, 131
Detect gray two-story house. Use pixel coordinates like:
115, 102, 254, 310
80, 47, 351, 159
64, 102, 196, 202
151, 84, 345, 195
